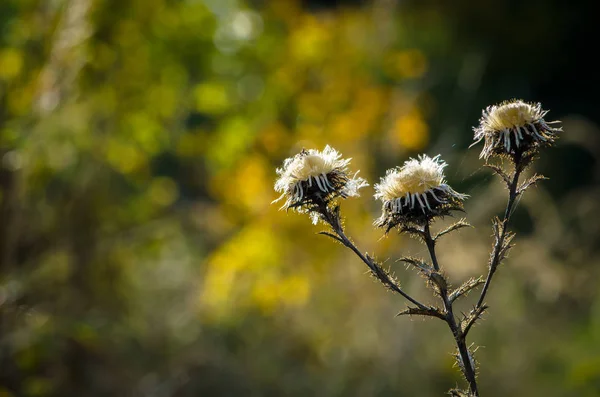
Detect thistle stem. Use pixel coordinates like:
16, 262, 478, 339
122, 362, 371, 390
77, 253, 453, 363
424, 223, 479, 396
321, 204, 428, 310
474, 161, 524, 313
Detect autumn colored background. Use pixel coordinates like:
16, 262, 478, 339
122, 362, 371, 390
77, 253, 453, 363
1, 0, 599, 396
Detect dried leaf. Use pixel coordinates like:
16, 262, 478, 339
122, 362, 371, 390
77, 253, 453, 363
397, 257, 447, 292
490, 217, 505, 262
317, 231, 345, 245
517, 174, 547, 195
448, 389, 475, 397
461, 305, 488, 336
367, 254, 402, 293
431, 271, 448, 288
397, 256, 431, 273
497, 231, 515, 264
397, 306, 445, 320
449, 277, 485, 303
434, 218, 472, 240
492, 216, 503, 234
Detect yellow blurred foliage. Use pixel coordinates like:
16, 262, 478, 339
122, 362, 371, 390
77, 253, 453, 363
193, 82, 231, 115
205, 116, 254, 170
6, 80, 35, 116
200, 220, 312, 320
127, 113, 165, 155
210, 154, 271, 214
147, 84, 179, 119
384, 49, 428, 80
290, 15, 332, 63
252, 274, 310, 314
177, 131, 206, 157
298, 91, 328, 123
0, 48, 24, 80
149, 177, 179, 207
258, 122, 289, 156
393, 111, 430, 151
105, 139, 147, 175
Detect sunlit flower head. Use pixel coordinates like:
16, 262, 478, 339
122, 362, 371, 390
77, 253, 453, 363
374, 155, 467, 230
471, 99, 561, 160
273, 145, 368, 222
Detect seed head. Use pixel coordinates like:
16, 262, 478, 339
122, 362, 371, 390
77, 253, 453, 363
273, 145, 368, 223
374, 155, 467, 231
471, 99, 561, 161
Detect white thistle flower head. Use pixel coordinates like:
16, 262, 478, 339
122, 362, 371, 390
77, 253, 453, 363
374, 154, 467, 230
273, 145, 368, 223
471, 99, 561, 161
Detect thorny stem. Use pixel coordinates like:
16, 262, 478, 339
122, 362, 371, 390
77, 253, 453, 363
316, 153, 527, 396
320, 204, 428, 310
473, 159, 524, 314
424, 223, 479, 397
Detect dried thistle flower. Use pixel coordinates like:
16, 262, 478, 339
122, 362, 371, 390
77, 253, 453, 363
471, 99, 561, 161
274, 99, 561, 396
273, 145, 368, 223
374, 155, 467, 230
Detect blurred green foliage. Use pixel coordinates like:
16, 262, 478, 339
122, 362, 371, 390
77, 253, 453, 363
1, 0, 599, 396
